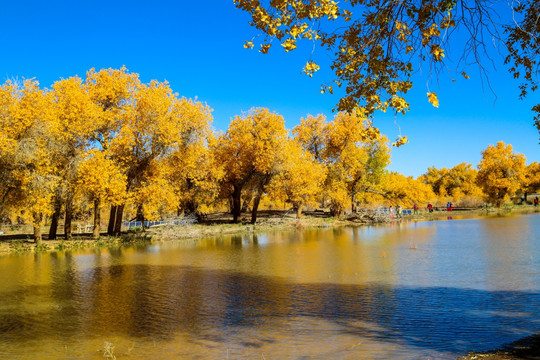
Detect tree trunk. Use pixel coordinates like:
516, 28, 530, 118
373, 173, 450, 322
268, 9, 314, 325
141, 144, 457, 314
296, 203, 303, 219
108, 204, 125, 235
48, 195, 62, 240
114, 204, 125, 235
251, 194, 261, 224
64, 194, 73, 239
251, 174, 272, 224
232, 185, 242, 223
93, 198, 101, 239
136, 204, 146, 230
33, 213, 42, 244
108, 205, 117, 235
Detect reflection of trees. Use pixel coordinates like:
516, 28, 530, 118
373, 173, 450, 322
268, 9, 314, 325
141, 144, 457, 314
0, 263, 539, 356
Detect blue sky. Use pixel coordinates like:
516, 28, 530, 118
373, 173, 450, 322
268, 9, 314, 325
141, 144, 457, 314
1, 0, 538, 177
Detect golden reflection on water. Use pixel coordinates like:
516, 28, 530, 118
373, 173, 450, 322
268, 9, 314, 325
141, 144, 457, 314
0, 214, 538, 359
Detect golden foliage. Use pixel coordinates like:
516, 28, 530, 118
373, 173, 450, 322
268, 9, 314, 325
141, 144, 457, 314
523, 162, 540, 194
77, 150, 127, 205
419, 162, 484, 206
0, 79, 58, 231
476, 141, 527, 207
381, 172, 435, 207
267, 140, 326, 214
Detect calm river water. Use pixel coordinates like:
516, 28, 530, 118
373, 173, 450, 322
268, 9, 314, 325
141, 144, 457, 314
0, 213, 539, 359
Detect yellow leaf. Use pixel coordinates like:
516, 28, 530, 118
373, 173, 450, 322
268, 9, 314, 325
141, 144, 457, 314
427, 92, 439, 108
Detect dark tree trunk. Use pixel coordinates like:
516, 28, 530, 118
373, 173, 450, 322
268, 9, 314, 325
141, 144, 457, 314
108, 206, 117, 235
250, 174, 272, 224
48, 195, 62, 240
93, 198, 101, 239
108, 204, 125, 235
251, 194, 261, 224
136, 204, 146, 230
64, 194, 73, 239
232, 185, 242, 223
114, 204, 124, 234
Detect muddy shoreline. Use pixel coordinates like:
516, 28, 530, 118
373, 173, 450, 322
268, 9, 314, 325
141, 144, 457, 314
458, 334, 540, 359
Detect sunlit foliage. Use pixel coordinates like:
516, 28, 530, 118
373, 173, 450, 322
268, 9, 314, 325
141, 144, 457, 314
267, 139, 326, 218
419, 162, 484, 207
294, 111, 389, 216
522, 162, 540, 195
380, 172, 436, 208
0, 79, 58, 243
215, 108, 288, 223
477, 141, 527, 207
77, 151, 126, 238
1, 66, 536, 241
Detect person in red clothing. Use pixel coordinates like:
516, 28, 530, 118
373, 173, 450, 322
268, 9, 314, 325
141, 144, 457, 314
535, 197, 539, 207
413, 203, 418, 215
427, 203, 433, 213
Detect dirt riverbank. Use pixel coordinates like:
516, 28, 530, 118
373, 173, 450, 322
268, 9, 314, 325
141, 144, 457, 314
458, 334, 540, 360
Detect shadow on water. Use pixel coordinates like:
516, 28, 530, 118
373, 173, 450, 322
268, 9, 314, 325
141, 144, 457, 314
0, 264, 538, 356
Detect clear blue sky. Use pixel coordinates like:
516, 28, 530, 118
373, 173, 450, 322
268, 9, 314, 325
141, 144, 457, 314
2, 0, 538, 177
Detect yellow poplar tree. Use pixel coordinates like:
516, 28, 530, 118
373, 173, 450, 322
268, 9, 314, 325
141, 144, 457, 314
419, 163, 484, 207
85, 66, 140, 235
293, 114, 327, 162
131, 159, 178, 225
215, 108, 288, 223
49, 76, 101, 239
107, 79, 214, 233
77, 151, 126, 238
167, 133, 224, 217
382, 172, 435, 208
523, 162, 540, 196
322, 112, 387, 216
0, 79, 57, 243
267, 139, 326, 218
476, 141, 527, 207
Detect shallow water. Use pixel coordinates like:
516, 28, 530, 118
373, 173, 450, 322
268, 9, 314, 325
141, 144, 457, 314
0, 213, 538, 359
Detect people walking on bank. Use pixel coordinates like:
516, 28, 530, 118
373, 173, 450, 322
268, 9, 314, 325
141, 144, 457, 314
427, 203, 433, 213
413, 203, 418, 215
397, 205, 402, 218
535, 197, 539, 207
446, 202, 453, 211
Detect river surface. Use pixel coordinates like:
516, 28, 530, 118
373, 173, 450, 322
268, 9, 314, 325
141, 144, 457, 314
0, 213, 539, 359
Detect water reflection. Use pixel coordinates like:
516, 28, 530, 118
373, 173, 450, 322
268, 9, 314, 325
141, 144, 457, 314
0, 264, 538, 359
0, 214, 538, 359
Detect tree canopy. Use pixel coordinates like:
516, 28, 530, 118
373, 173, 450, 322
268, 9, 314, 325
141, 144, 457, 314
234, 0, 540, 142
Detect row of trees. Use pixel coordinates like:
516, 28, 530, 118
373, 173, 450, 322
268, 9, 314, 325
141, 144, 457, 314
420, 143, 540, 208
1, 68, 538, 242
